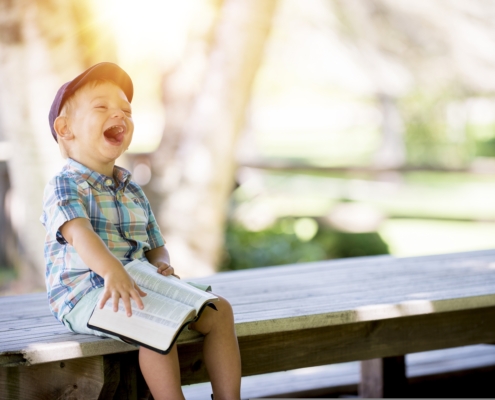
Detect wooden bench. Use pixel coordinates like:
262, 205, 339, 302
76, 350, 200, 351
1, 249, 495, 399
183, 344, 495, 398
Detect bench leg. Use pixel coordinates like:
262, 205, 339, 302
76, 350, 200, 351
0, 355, 120, 400
110, 351, 153, 400
359, 356, 407, 398
0, 352, 153, 400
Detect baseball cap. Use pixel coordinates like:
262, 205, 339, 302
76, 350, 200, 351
48, 62, 133, 142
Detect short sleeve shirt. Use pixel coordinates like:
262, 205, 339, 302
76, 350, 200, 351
40, 158, 165, 322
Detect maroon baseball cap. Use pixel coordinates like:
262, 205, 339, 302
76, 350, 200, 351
48, 62, 133, 142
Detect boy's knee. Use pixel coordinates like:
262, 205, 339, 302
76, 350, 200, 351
190, 295, 234, 334
216, 295, 233, 314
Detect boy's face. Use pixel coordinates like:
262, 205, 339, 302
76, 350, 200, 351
62, 81, 134, 172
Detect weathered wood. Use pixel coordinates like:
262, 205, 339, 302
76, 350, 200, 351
0, 355, 118, 400
182, 344, 495, 399
2, 250, 495, 367
177, 306, 495, 385
1, 249, 495, 398
359, 356, 407, 397
99, 355, 121, 400
111, 352, 139, 400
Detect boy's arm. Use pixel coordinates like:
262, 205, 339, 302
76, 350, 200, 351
60, 217, 146, 316
145, 246, 178, 277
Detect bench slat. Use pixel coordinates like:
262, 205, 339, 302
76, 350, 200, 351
1, 250, 494, 367
194, 249, 495, 284
182, 344, 495, 399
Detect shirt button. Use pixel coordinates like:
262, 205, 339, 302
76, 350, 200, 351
105, 179, 113, 186
124, 231, 130, 238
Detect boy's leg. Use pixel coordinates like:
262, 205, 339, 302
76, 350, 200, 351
139, 344, 185, 400
189, 296, 241, 400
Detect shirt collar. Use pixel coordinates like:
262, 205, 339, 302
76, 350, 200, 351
64, 158, 132, 192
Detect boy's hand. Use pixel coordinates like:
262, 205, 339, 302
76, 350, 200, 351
155, 261, 180, 278
145, 246, 180, 278
99, 267, 147, 317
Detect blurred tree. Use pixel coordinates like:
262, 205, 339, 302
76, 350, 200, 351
0, 160, 14, 269
0, 0, 115, 291
148, 0, 279, 277
330, 0, 495, 169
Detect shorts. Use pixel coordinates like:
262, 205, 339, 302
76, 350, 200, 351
62, 287, 134, 345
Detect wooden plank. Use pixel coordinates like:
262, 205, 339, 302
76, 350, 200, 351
193, 249, 495, 286
7, 276, 495, 336
3, 272, 494, 327
0, 317, 60, 332
110, 352, 139, 400
0, 328, 203, 366
0, 337, 136, 367
183, 344, 495, 399
0, 251, 492, 312
1, 249, 495, 367
177, 306, 495, 385
359, 356, 407, 397
2, 290, 494, 344
1, 252, 494, 312
7, 290, 494, 365
3, 274, 495, 329
2, 294, 495, 364
0, 355, 119, 400
4, 291, 485, 344
205, 265, 495, 297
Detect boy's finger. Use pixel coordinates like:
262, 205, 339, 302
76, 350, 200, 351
122, 294, 132, 317
99, 291, 111, 309
157, 266, 166, 274
112, 292, 120, 312
160, 266, 174, 276
131, 290, 145, 310
157, 263, 171, 273
132, 281, 147, 298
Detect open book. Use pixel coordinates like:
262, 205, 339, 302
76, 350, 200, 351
87, 259, 218, 354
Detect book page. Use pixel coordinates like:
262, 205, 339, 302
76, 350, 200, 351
88, 290, 196, 353
125, 291, 195, 325
125, 259, 218, 311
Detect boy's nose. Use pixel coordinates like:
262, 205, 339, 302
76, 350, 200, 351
111, 109, 126, 119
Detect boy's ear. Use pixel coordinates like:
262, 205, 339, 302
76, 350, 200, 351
53, 116, 73, 140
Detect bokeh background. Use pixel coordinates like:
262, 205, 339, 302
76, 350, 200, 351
1, 0, 495, 295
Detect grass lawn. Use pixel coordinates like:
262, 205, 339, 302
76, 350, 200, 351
233, 168, 495, 258
379, 219, 495, 257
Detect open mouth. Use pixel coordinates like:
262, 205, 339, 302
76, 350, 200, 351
103, 125, 126, 144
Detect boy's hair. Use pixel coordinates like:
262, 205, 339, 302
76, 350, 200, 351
49, 62, 133, 142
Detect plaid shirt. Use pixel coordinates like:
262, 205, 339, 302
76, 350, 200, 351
40, 158, 165, 322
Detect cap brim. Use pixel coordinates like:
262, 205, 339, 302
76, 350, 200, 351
64, 62, 133, 105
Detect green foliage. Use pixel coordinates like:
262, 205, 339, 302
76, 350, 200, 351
220, 219, 389, 271
400, 91, 476, 168
475, 137, 495, 157
0, 267, 17, 293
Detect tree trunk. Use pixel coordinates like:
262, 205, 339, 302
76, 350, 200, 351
373, 93, 406, 168
0, 0, 115, 291
149, 0, 279, 277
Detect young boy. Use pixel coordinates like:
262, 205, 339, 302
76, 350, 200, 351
41, 62, 241, 400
